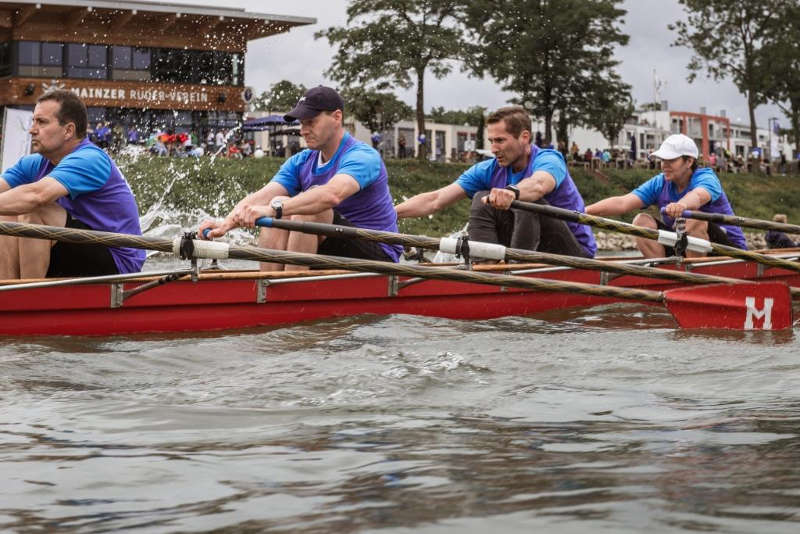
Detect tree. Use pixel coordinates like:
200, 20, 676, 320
588, 92, 635, 149
462, 0, 630, 146
670, 0, 786, 149
760, 1, 800, 155
340, 87, 413, 133
316, 0, 464, 160
252, 80, 307, 112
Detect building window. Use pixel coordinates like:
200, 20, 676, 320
0, 42, 10, 77
16, 40, 63, 77
111, 46, 150, 81
67, 43, 108, 79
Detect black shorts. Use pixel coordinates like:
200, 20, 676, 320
47, 215, 119, 278
315, 212, 393, 264
655, 218, 737, 257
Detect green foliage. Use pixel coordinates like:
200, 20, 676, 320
759, 1, 800, 154
428, 106, 486, 127
122, 156, 800, 238
316, 0, 465, 160
252, 80, 307, 112
462, 0, 630, 146
340, 87, 413, 133
670, 0, 785, 147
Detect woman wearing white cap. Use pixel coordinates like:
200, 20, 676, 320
585, 133, 747, 258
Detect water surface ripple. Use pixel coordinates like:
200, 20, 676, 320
1, 306, 799, 533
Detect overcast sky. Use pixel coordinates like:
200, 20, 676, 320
164, 0, 787, 128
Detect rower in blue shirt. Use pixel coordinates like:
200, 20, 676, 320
586, 133, 747, 257
199, 86, 401, 270
395, 105, 596, 258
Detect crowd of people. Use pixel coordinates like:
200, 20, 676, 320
87, 121, 262, 159
1, 86, 794, 281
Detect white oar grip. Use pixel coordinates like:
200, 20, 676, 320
439, 237, 506, 260
686, 236, 713, 253
172, 238, 230, 259
657, 229, 677, 247
656, 230, 712, 253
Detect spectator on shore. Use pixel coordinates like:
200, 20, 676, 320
583, 148, 593, 162
398, 134, 407, 158
765, 214, 798, 249
127, 127, 139, 145
570, 141, 579, 161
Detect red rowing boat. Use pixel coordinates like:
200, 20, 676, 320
2, 254, 798, 336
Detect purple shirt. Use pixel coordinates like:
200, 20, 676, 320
271, 133, 402, 261
3, 138, 146, 273
456, 145, 597, 257
632, 168, 747, 250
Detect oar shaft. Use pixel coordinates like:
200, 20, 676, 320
255, 217, 771, 290
0, 220, 665, 303
510, 200, 800, 274
681, 210, 800, 234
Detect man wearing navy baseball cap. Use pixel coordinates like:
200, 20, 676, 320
199, 86, 401, 269
586, 133, 746, 258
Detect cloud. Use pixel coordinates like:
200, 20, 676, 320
151, 0, 789, 127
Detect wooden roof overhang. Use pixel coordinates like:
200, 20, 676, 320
0, 0, 316, 52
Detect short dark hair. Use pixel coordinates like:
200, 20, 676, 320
681, 155, 698, 171
37, 90, 88, 138
487, 105, 532, 138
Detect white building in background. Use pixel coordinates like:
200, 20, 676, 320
247, 103, 793, 164
347, 118, 479, 162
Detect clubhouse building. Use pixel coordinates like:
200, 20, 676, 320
0, 0, 314, 134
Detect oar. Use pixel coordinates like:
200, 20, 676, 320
254, 216, 800, 297
509, 200, 800, 274
0, 220, 792, 330
677, 209, 800, 234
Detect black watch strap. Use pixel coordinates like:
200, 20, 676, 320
505, 185, 520, 200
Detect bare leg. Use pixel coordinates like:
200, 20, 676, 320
632, 213, 665, 258
284, 209, 334, 272
257, 226, 290, 271
0, 215, 20, 279
683, 219, 710, 258
17, 204, 67, 279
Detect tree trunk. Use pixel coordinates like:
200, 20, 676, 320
415, 69, 427, 161
556, 112, 569, 151
544, 112, 552, 148
792, 103, 800, 157
747, 90, 758, 151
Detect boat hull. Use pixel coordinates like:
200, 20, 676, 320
2, 259, 799, 336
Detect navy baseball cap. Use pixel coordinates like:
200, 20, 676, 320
284, 86, 344, 122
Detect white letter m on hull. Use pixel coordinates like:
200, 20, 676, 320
744, 297, 773, 330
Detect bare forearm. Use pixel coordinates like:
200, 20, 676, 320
396, 191, 441, 218
586, 196, 630, 216
0, 187, 48, 215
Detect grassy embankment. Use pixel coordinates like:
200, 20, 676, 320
122, 155, 800, 240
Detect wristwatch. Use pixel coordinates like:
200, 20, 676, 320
270, 197, 283, 219
505, 184, 520, 200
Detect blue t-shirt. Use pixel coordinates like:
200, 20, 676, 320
456, 149, 567, 198
272, 136, 383, 194
632, 168, 723, 207
632, 167, 747, 249
269, 133, 402, 261
454, 147, 596, 257
3, 139, 146, 273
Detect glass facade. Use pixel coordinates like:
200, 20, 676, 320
9, 40, 243, 86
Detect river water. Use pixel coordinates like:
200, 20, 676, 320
2, 279, 799, 532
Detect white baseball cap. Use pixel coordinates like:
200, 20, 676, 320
650, 134, 699, 160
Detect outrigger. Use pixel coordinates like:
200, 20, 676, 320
0, 218, 797, 336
